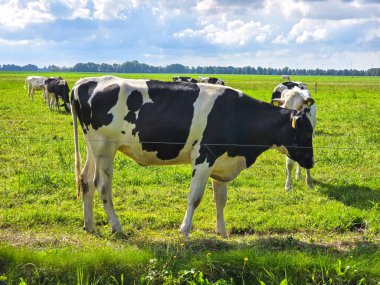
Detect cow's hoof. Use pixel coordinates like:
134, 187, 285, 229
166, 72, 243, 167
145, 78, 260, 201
179, 227, 190, 239
111, 231, 129, 240
83, 227, 100, 237
216, 230, 228, 238
307, 182, 314, 189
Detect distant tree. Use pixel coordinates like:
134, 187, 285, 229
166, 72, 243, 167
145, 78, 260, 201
368, 68, 380, 76
22, 64, 38, 71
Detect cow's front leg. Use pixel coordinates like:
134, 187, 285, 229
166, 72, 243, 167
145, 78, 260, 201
285, 157, 294, 191
180, 163, 213, 237
212, 179, 228, 237
305, 169, 314, 189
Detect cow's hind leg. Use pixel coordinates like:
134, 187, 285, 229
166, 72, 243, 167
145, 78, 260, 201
180, 163, 213, 237
81, 142, 96, 233
285, 157, 294, 191
212, 179, 228, 237
92, 140, 125, 237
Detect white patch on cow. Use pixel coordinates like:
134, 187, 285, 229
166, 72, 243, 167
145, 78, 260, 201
211, 153, 247, 182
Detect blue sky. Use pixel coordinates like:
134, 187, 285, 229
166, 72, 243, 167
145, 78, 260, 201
0, 0, 379, 70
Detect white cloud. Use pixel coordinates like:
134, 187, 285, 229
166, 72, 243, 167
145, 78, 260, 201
0, 38, 30, 46
174, 20, 271, 45
262, 0, 310, 19
0, 0, 379, 69
92, 0, 139, 20
194, 0, 216, 12
358, 27, 380, 43
0, 0, 53, 30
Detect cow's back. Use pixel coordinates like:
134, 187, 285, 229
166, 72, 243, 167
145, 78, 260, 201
72, 77, 228, 165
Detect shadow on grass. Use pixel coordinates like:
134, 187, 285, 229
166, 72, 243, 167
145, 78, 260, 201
315, 180, 380, 210
136, 234, 380, 257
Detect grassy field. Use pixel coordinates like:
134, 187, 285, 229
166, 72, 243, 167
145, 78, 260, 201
0, 72, 379, 284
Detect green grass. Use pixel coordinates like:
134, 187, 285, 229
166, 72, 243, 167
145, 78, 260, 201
0, 72, 379, 284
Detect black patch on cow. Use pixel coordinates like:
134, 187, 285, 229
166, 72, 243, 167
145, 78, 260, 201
196, 88, 276, 168
76, 81, 98, 132
192, 140, 198, 146
91, 84, 119, 130
192, 169, 196, 177
124, 90, 143, 126
208, 78, 218, 84
121, 130, 126, 134
128, 90, 143, 111
271, 90, 282, 100
132, 81, 200, 160
75, 81, 119, 131
282, 82, 299, 89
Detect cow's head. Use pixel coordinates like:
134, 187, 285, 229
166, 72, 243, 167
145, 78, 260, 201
271, 89, 315, 111
283, 109, 314, 169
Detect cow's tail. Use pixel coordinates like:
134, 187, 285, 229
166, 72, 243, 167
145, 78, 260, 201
71, 91, 82, 198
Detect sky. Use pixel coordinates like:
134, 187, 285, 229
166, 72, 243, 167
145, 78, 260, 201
0, 0, 379, 70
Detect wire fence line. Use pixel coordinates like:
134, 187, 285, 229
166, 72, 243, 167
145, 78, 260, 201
0, 135, 378, 151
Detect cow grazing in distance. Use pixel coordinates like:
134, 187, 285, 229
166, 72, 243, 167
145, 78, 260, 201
271, 82, 316, 190
172, 76, 198, 83
71, 76, 314, 238
24, 76, 47, 101
281, 75, 291, 81
198, 77, 225, 85
44, 77, 71, 113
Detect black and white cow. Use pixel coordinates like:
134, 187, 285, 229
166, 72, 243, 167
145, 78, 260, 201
172, 76, 198, 83
24, 76, 47, 101
44, 77, 71, 113
71, 76, 314, 238
198, 77, 225, 85
271, 82, 316, 190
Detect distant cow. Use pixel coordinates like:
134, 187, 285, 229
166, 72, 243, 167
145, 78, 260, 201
198, 77, 225, 85
271, 82, 316, 190
44, 77, 71, 113
281, 75, 291, 81
172, 76, 198, 83
71, 75, 314, 238
24, 76, 47, 101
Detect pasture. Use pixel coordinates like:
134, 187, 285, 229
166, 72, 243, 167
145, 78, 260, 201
0, 72, 379, 284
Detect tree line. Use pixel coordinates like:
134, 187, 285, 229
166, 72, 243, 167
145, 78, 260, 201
1, 61, 379, 76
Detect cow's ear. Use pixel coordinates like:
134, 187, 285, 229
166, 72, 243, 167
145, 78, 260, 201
271, 98, 285, 107
304, 98, 315, 107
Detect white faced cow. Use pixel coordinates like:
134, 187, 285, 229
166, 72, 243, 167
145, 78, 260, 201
198, 77, 225, 85
271, 81, 316, 190
71, 76, 314, 238
24, 76, 47, 101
